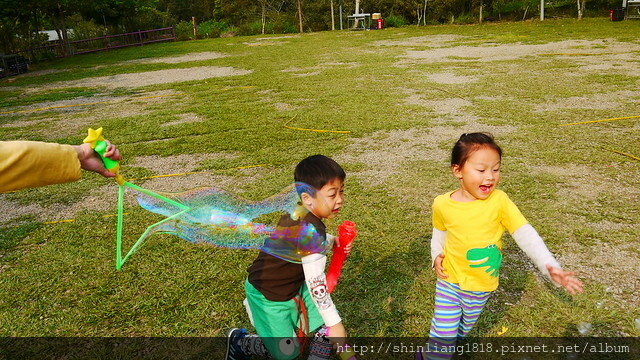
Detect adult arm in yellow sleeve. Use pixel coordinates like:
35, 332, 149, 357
0, 140, 121, 193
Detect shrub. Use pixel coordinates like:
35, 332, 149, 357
175, 21, 195, 41
384, 14, 407, 27
221, 27, 239, 38
67, 15, 105, 41
198, 20, 229, 39
453, 13, 477, 24
132, 8, 173, 31
238, 20, 263, 36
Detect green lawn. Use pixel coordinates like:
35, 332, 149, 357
1, 18, 639, 348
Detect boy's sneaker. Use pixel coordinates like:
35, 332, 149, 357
225, 328, 248, 360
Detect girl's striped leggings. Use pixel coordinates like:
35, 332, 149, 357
421, 278, 492, 360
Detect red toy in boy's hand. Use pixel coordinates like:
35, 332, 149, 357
326, 221, 357, 293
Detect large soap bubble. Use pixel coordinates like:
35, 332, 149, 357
132, 182, 332, 263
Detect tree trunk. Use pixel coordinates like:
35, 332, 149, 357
57, 1, 71, 57
577, 0, 585, 19
577, 0, 581, 19
297, 0, 303, 32
261, 0, 266, 34
330, 0, 335, 30
192, 17, 197, 39
423, 0, 428, 25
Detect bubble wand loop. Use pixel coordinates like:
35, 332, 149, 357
84, 128, 190, 270
326, 221, 357, 293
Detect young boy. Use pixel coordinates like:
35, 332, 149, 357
225, 155, 354, 360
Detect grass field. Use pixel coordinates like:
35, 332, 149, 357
1, 17, 639, 349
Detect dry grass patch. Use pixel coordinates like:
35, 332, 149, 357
396, 39, 640, 65
3, 90, 180, 140
373, 34, 463, 48
161, 112, 206, 127
0, 184, 113, 223
335, 124, 516, 187
424, 71, 478, 84
533, 90, 638, 112
281, 61, 361, 77
33, 67, 252, 91
119, 51, 228, 64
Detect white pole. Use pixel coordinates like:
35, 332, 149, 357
540, 0, 545, 20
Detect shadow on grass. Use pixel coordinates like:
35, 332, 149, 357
472, 245, 531, 337
0, 216, 43, 261
330, 231, 432, 337
330, 233, 536, 338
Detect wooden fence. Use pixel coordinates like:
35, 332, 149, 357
18, 27, 176, 62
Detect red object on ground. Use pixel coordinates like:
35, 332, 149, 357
609, 8, 624, 21
326, 221, 357, 293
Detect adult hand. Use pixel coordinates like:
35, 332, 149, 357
74, 141, 121, 177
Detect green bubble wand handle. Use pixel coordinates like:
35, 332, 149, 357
83, 127, 125, 185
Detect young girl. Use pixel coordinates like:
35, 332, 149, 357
417, 133, 583, 360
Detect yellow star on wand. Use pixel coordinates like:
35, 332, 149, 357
497, 326, 508, 335
83, 127, 105, 148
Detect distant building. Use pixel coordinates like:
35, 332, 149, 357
39, 29, 74, 42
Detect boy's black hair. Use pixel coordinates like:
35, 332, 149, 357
451, 132, 502, 167
294, 155, 345, 193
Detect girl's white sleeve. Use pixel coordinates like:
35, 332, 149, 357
301, 253, 341, 327
512, 224, 562, 284
431, 228, 446, 268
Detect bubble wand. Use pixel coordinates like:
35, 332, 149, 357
85, 128, 335, 270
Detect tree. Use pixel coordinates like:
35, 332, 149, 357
416, 0, 427, 25
297, 0, 303, 32
0, 0, 29, 54
577, 0, 585, 19
36, 0, 78, 56
260, 0, 267, 33
330, 0, 335, 30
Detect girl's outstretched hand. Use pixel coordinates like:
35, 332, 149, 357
434, 254, 448, 279
546, 264, 583, 294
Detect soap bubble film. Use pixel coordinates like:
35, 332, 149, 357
133, 182, 331, 263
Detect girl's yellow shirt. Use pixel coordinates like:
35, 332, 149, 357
432, 189, 528, 292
